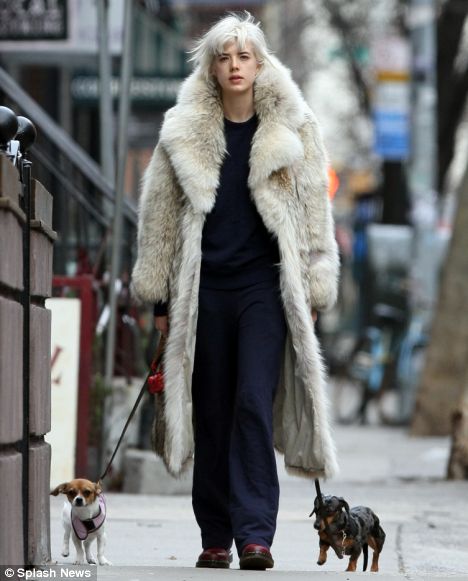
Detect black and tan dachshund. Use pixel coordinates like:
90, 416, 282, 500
310, 495, 386, 572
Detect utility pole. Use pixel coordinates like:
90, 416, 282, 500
98, 0, 116, 186
104, 0, 134, 391
408, 0, 438, 315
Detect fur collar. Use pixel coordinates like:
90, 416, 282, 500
159, 56, 309, 213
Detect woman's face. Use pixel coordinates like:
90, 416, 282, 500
211, 40, 260, 97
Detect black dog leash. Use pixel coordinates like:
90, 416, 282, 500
99, 336, 166, 482
314, 478, 323, 508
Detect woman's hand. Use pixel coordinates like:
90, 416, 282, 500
312, 309, 318, 323
155, 315, 169, 337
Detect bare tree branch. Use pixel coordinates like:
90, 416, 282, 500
322, 0, 371, 115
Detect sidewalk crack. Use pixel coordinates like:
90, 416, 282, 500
396, 522, 407, 575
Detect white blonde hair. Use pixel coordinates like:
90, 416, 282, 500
188, 11, 273, 80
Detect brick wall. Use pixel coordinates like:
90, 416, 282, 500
0, 153, 55, 566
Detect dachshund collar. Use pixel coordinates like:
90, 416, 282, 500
72, 495, 106, 540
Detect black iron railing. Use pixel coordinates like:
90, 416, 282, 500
0, 66, 137, 277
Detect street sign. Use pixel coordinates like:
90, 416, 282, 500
374, 110, 410, 160
372, 37, 411, 160
373, 80, 411, 159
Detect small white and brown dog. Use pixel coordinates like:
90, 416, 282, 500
51, 478, 111, 566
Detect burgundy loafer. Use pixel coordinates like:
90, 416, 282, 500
196, 547, 232, 568
239, 544, 274, 570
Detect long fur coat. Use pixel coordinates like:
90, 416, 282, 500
131, 55, 340, 479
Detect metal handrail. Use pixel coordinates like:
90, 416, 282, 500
32, 146, 110, 228
0, 66, 137, 225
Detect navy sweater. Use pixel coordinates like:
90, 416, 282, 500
153, 114, 280, 317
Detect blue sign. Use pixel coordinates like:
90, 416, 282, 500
373, 110, 410, 160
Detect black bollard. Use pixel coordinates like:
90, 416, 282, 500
0, 105, 19, 152
16, 116, 37, 155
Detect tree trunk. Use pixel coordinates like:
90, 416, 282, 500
411, 164, 468, 435
437, 0, 468, 192
447, 361, 468, 479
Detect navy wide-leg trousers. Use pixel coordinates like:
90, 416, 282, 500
191, 280, 287, 555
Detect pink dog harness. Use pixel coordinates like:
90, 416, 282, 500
72, 494, 106, 541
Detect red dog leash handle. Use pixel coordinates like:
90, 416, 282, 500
148, 334, 166, 393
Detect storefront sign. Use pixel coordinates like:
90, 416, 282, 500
45, 297, 81, 484
0, 0, 67, 40
71, 75, 183, 106
0, 0, 122, 53
172, 0, 264, 4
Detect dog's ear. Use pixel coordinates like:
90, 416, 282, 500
50, 483, 68, 496
338, 497, 350, 514
95, 480, 103, 495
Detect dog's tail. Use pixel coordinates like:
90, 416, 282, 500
362, 543, 368, 571
372, 518, 386, 552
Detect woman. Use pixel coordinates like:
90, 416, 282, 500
131, 12, 339, 571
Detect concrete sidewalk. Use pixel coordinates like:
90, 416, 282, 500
49, 425, 468, 580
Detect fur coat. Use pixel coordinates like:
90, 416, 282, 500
131, 55, 340, 480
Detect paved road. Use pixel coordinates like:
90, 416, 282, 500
49, 425, 468, 580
